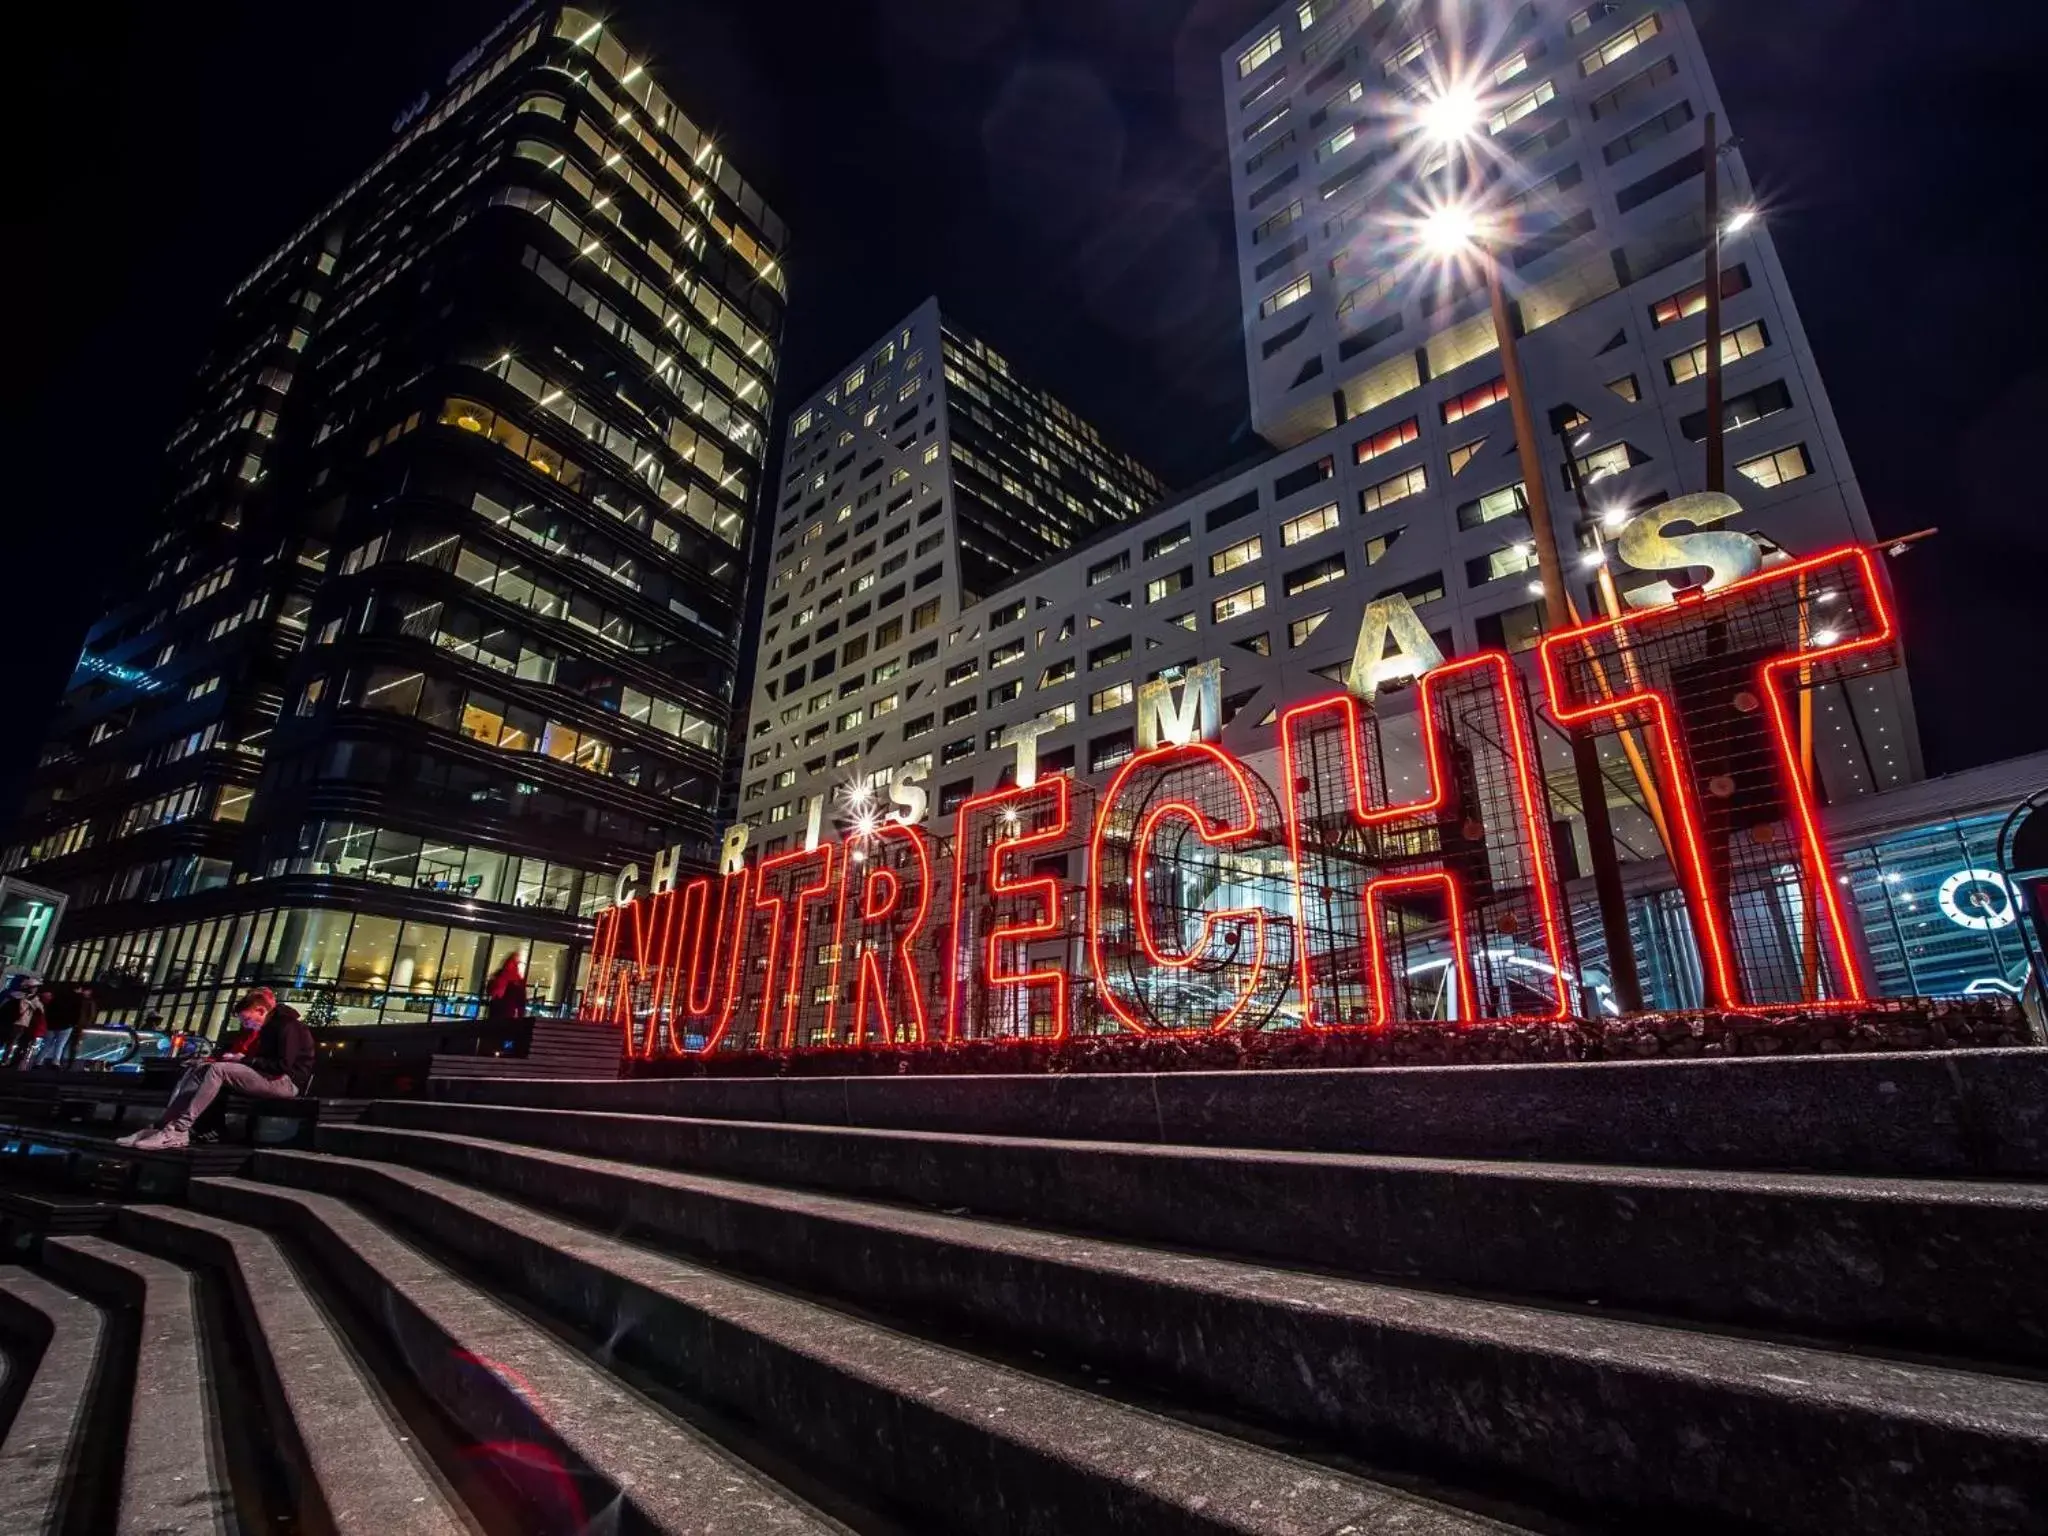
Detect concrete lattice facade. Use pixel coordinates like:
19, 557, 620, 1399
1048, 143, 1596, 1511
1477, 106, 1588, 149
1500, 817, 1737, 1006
739, 0, 1920, 880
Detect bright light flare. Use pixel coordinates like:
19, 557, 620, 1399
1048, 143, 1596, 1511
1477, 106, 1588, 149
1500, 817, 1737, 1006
1724, 207, 1759, 235
1418, 201, 1484, 259
1416, 83, 1485, 147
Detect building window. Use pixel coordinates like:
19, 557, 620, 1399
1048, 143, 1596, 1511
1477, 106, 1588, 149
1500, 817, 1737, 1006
1572, 441, 1641, 484
1040, 658, 1076, 688
1442, 376, 1509, 425
1090, 729, 1136, 773
1470, 542, 1542, 586
1285, 553, 1347, 596
1665, 321, 1770, 384
1448, 439, 1487, 476
1736, 443, 1814, 489
1569, 3, 1623, 34
1274, 455, 1334, 499
947, 698, 981, 725
1650, 264, 1751, 327
1606, 374, 1642, 403
945, 658, 980, 687
1212, 583, 1267, 624
1144, 524, 1192, 560
1237, 27, 1283, 77
990, 639, 1028, 668
1288, 610, 1333, 650
1282, 502, 1339, 545
1261, 273, 1313, 319
1458, 482, 1529, 530
1680, 379, 1791, 441
1211, 536, 1263, 577
1361, 464, 1427, 513
1145, 567, 1193, 603
1365, 527, 1405, 565
1089, 551, 1131, 586
1253, 200, 1303, 244
1489, 80, 1555, 135
1089, 637, 1131, 671
1090, 682, 1134, 715
1317, 125, 1357, 162
1378, 571, 1447, 607
1354, 417, 1420, 465
1579, 11, 1662, 75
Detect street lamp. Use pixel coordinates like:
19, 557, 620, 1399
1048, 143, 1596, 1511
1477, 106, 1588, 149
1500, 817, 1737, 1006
1410, 91, 1647, 1014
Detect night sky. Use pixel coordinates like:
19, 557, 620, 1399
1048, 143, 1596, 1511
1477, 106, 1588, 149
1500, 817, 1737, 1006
10, 0, 2046, 820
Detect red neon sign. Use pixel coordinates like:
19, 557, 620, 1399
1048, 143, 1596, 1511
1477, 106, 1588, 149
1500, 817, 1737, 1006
1277, 651, 1570, 1027
1088, 742, 1270, 1032
1539, 545, 1891, 1009
831, 819, 934, 1047
947, 777, 1072, 1043
747, 843, 837, 1050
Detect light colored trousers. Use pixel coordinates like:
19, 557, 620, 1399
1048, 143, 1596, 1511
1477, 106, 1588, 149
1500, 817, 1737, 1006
161, 1060, 298, 1132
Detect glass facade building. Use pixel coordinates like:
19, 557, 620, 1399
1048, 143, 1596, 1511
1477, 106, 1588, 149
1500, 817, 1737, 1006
3, 7, 786, 1033
737, 298, 1167, 853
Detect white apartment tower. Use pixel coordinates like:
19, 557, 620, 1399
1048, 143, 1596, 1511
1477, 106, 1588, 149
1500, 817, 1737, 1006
1223, 0, 1919, 791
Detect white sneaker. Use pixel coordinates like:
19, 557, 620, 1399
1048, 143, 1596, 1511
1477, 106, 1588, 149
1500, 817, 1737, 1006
131, 1128, 189, 1151
114, 1128, 153, 1148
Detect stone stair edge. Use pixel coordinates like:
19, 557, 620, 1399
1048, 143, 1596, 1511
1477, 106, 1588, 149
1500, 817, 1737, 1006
249, 1143, 2048, 1536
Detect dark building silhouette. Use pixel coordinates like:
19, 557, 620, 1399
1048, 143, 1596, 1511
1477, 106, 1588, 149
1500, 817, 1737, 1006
3, 6, 786, 1033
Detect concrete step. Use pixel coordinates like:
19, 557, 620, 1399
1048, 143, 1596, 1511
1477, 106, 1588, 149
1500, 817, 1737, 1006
115, 1203, 473, 1534
266, 1134, 2048, 1536
0, 1267, 111, 1532
181, 1175, 857, 1536
240, 1149, 1534, 1536
427, 1047, 2048, 1174
352, 1102, 2048, 1364
39, 1236, 235, 1535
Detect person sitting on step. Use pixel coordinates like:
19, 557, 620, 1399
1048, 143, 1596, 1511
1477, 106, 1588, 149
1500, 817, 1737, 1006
122, 991, 313, 1151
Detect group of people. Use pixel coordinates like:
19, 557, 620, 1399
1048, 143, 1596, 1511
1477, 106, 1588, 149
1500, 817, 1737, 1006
0, 977, 97, 1068
0, 951, 530, 1151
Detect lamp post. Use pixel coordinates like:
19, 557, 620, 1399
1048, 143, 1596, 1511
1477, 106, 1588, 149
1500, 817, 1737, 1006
1416, 95, 1645, 1014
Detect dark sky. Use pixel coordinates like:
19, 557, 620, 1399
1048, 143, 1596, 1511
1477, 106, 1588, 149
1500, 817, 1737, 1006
9, 0, 2046, 819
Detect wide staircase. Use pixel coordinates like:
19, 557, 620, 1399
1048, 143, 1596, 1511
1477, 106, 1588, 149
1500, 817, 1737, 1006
2, 1047, 2045, 1534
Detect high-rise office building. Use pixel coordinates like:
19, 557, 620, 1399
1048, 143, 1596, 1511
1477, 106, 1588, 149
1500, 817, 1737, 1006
735, 298, 1166, 851
3, 6, 787, 1033
720, 0, 1923, 1014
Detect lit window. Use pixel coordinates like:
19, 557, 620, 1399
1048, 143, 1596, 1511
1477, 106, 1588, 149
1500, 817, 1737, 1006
1580, 12, 1662, 75
1253, 200, 1303, 244
1285, 553, 1347, 597
1261, 273, 1313, 319
1736, 443, 1813, 489
1090, 682, 1134, 715
1361, 464, 1427, 513
844, 366, 866, 393
1237, 27, 1283, 77
1458, 482, 1530, 530
1317, 125, 1357, 161
1489, 80, 1555, 135
1448, 439, 1487, 476
1574, 442, 1636, 483
1651, 264, 1752, 327
1212, 583, 1268, 623
1353, 416, 1420, 465
1442, 376, 1510, 425
1145, 568, 1193, 603
1365, 527, 1405, 564
1281, 502, 1340, 546
1665, 321, 1771, 384
1289, 610, 1329, 648
1145, 524, 1192, 560
1606, 374, 1642, 403
1211, 536, 1263, 577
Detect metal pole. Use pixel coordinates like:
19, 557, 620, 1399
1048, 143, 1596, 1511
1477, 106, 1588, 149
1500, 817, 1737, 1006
1485, 256, 1645, 1014
1702, 111, 1725, 493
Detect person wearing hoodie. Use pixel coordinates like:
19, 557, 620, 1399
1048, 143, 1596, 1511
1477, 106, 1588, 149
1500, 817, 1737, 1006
121, 992, 314, 1151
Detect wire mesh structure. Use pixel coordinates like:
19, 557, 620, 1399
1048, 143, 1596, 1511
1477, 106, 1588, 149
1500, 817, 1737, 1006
1278, 653, 1575, 1028
1085, 743, 1296, 1035
1541, 545, 1900, 1008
